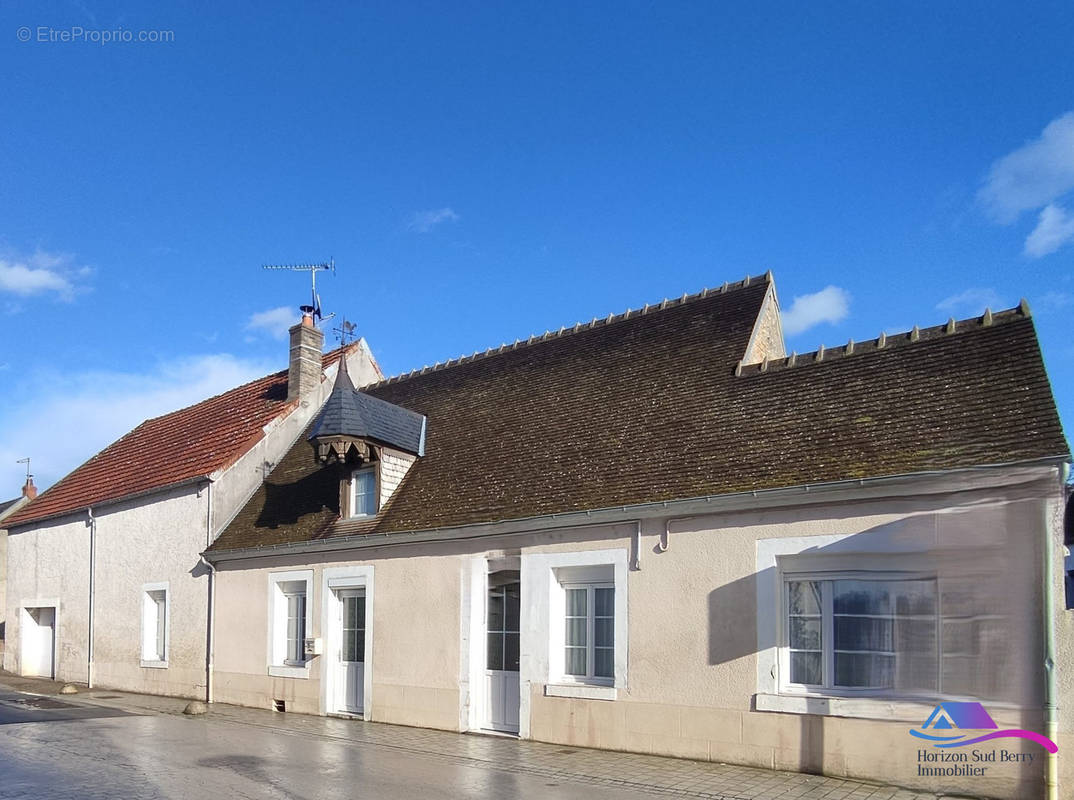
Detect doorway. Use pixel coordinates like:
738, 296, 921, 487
333, 588, 365, 715
21, 606, 55, 679
484, 571, 520, 733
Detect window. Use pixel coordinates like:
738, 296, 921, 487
784, 576, 938, 694
351, 467, 377, 517
486, 580, 520, 672
563, 584, 614, 683
284, 589, 307, 665
269, 571, 313, 677
141, 583, 169, 666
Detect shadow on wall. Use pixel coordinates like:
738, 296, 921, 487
705, 497, 1043, 780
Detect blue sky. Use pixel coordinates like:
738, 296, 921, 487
1, 1, 1072, 493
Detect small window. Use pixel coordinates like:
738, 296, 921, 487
351, 468, 377, 517
563, 584, 614, 682
284, 589, 307, 666
141, 584, 168, 665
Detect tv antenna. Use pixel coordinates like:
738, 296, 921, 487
333, 317, 357, 345
16, 457, 31, 480
262, 258, 336, 323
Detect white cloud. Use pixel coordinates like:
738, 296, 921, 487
0, 354, 274, 494
1024, 203, 1074, 257
781, 286, 850, 337
1036, 290, 1073, 312
245, 306, 296, 340
0, 249, 80, 298
408, 207, 460, 233
936, 288, 1007, 315
979, 112, 1074, 224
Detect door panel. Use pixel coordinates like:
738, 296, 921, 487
337, 591, 365, 714
485, 578, 520, 732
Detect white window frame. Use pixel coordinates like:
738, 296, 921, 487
561, 582, 615, 685
779, 571, 939, 699
350, 466, 377, 518
140, 581, 169, 668
268, 570, 314, 678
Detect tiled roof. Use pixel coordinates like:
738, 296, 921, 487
207, 275, 1068, 554
0, 497, 21, 518
4, 346, 356, 528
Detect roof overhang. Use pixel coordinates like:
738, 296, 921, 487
203, 455, 1069, 563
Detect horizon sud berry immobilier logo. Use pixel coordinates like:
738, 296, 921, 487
910, 702, 1057, 779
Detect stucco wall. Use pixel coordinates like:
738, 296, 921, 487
209, 472, 1056, 799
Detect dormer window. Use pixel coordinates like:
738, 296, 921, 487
351, 467, 377, 517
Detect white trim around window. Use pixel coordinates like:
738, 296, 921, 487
519, 547, 628, 737
350, 466, 377, 518
268, 570, 314, 678
140, 581, 169, 668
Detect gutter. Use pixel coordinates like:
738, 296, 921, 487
1043, 463, 1066, 800
204, 456, 1068, 563
86, 507, 96, 689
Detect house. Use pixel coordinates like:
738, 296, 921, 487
0, 476, 36, 661
2, 315, 382, 696
4, 271, 1070, 798
199, 273, 1068, 798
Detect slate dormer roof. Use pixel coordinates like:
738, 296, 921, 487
309, 357, 426, 457
207, 273, 1068, 554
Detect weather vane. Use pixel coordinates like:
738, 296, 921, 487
262, 258, 336, 323
333, 317, 357, 345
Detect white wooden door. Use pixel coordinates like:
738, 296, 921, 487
485, 579, 520, 733
336, 590, 365, 714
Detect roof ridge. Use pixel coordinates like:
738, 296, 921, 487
737, 301, 1031, 377
365, 271, 772, 389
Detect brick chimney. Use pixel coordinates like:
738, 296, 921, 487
288, 311, 325, 402
22, 475, 37, 500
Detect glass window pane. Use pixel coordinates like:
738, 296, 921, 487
505, 633, 520, 671
788, 581, 821, 615
504, 583, 520, 632
565, 647, 586, 676
894, 580, 936, 616
354, 470, 376, 515
356, 597, 365, 631
566, 618, 587, 647
594, 587, 614, 617
594, 617, 614, 648
834, 580, 890, 615
834, 617, 893, 652
790, 651, 822, 685
566, 588, 587, 617
835, 653, 894, 688
344, 629, 357, 662
487, 591, 504, 633
594, 647, 614, 679
789, 617, 821, 650
487, 632, 504, 670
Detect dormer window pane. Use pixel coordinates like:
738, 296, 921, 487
352, 468, 377, 517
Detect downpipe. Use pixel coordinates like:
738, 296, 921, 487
86, 507, 96, 689
202, 480, 216, 704
1043, 463, 1066, 800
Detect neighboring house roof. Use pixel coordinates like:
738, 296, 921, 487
209, 274, 1069, 554
0, 497, 23, 521
5, 345, 357, 528
309, 358, 426, 456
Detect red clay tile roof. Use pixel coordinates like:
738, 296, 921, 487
208, 275, 1069, 554
5, 346, 356, 528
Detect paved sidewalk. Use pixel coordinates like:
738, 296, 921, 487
0, 672, 953, 800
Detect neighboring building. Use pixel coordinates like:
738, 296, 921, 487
202, 274, 1068, 798
0, 477, 36, 661
4, 272, 1071, 799
3, 314, 382, 697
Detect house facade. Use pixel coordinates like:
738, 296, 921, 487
2, 317, 382, 697
4, 272, 1070, 799
0, 478, 36, 662
201, 274, 1069, 798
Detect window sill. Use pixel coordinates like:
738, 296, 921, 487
140, 660, 168, 669
755, 692, 947, 723
545, 683, 617, 701
268, 664, 310, 679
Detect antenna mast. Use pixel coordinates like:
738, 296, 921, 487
262, 258, 336, 323
16, 457, 31, 480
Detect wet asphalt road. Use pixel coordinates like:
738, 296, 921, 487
0, 691, 660, 800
